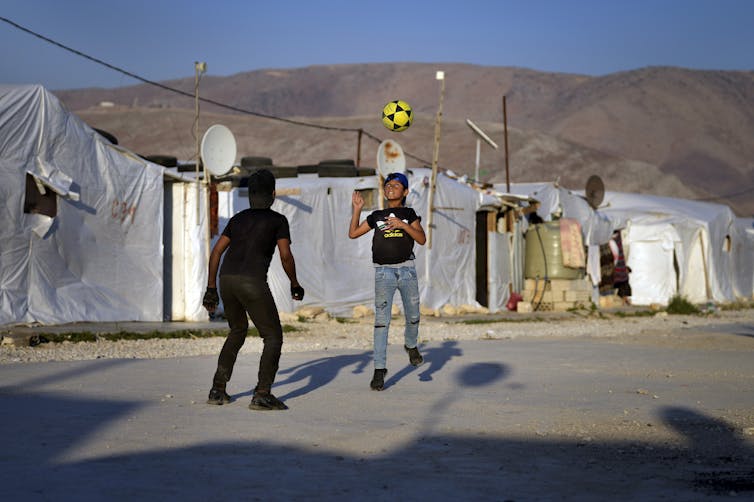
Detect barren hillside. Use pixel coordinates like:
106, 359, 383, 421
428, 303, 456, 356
56, 63, 754, 215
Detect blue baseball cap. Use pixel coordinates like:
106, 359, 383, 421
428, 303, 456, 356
384, 172, 408, 189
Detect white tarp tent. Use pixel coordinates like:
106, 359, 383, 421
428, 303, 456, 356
496, 182, 753, 306
601, 191, 752, 305
0, 84, 165, 326
214, 167, 494, 315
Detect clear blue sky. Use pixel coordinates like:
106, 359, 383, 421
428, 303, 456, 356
1, 0, 752, 90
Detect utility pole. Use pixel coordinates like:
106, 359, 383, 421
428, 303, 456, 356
425, 70, 445, 297
426, 70, 445, 250
194, 61, 206, 225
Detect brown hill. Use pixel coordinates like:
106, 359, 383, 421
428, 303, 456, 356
55, 63, 754, 215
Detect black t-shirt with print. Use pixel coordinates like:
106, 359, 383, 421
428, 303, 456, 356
219, 208, 291, 279
366, 207, 420, 265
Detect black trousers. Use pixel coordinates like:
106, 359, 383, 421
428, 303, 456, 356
212, 274, 283, 393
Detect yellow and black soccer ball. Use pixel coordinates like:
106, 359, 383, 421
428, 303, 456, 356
381, 100, 413, 132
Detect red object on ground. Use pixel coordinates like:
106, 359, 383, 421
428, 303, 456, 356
506, 292, 523, 311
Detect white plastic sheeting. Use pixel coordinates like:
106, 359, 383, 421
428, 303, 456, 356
215, 168, 489, 315
733, 218, 754, 300
0, 85, 164, 326
486, 231, 511, 313
624, 221, 681, 305
163, 179, 210, 322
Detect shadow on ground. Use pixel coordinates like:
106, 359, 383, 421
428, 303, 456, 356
1, 354, 752, 500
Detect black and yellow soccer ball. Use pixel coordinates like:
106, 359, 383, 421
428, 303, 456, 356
381, 100, 413, 132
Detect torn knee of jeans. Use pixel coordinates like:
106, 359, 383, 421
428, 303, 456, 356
409, 318, 420, 325
374, 324, 386, 329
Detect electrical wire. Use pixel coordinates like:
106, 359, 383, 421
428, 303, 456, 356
0, 16, 431, 165
692, 185, 754, 202
10, 15, 749, 196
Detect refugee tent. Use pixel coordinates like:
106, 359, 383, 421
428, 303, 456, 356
213, 167, 500, 315
0, 84, 165, 326
600, 192, 752, 305
495, 182, 753, 306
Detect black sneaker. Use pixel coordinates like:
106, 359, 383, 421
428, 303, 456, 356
404, 345, 423, 366
207, 388, 231, 405
249, 392, 288, 410
370, 368, 387, 391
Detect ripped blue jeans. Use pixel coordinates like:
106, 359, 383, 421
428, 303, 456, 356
373, 265, 420, 369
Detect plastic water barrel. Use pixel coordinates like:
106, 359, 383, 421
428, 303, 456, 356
524, 221, 584, 279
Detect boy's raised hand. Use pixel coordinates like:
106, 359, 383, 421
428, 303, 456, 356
352, 191, 364, 211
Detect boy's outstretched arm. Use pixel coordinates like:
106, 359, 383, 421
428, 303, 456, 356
349, 191, 371, 239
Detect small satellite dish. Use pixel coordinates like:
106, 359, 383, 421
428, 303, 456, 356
201, 124, 237, 176
585, 174, 605, 209
376, 139, 405, 178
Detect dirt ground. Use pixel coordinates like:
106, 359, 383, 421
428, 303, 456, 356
0, 312, 752, 500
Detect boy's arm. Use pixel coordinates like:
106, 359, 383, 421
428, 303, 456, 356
203, 235, 230, 312
207, 235, 230, 288
349, 191, 372, 238
406, 219, 426, 245
385, 216, 426, 245
278, 238, 304, 300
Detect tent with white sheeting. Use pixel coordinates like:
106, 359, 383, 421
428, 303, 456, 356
0, 84, 165, 326
601, 191, 752, 305
214, 167, 504, 316
496, 180, 753, 306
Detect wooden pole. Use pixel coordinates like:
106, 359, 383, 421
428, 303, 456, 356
194, 63, 201, 225
503, 95, 510, 193
502, 94, 515, 297
427, 72, 446, 250
356, 128, 363, 167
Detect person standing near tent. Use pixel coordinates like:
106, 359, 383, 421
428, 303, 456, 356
202, 169, 304, 410
349, 172, 426, 391
609, 229, 632, 305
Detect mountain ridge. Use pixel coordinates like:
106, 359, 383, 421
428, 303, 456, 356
53, 63, 754, 216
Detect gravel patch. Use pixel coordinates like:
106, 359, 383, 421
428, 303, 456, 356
2, 309, 753, 364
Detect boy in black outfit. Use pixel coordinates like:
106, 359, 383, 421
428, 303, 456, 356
202, 169, 304, 410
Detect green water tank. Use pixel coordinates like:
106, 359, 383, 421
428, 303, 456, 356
524, 221, 584, 279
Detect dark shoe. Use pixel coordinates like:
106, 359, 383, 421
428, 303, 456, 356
370, 368, 387, 391
207, 388, 231, 405
249, 392, 288, 410
404, 345, 423, 366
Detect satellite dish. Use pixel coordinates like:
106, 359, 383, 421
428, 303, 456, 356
201, 124, 237, 176
585, 175, 605, 209
376, 139, 405, 178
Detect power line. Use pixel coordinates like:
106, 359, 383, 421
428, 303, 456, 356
693, 184, 754, 202
0, 15, 431, 165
